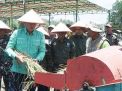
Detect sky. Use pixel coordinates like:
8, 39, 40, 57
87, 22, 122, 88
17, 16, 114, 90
82, 0, 116, 24
41, 0, 116, 24
89, 0, 116, 10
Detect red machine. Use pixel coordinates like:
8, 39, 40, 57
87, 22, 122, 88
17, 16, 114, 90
35, 46, 122, 90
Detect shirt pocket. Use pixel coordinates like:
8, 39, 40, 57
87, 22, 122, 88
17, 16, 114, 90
16, 38, 25, 48
64, 43, 70, 54
31, 40, 40, 53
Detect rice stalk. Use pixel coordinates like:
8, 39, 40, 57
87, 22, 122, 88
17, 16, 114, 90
15, 51, 47, 90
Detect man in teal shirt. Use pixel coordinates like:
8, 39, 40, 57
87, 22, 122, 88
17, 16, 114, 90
6, 9, 45, 91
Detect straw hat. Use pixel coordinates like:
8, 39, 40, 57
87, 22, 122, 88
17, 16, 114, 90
105, 23, 112, 28
70, 21, 88, 29
89, 26, 103, 33
17, 9, 45, 24
0, 20, 11, 33
37, 27, 49, 36
51, 22, 72, 33
48, 25, 55, 29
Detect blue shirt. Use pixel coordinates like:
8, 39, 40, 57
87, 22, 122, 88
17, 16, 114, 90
6, 28, 45, 74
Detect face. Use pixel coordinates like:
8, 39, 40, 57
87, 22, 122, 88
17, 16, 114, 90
23, 22, 37, 32
48, 27, 54, 32
87, 29, 98, 38
72, 27, 87, 35
0, 29, 7, 37
105, 26, 112, 34
57, 32, 66, 39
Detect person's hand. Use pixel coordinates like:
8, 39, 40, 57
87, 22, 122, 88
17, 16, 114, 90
33, 59, 39, 64
15, 55, 24, 64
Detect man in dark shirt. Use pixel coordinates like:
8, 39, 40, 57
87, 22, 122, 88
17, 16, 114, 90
105, 23, 118, 45
0, 20, 13, 91
48, 25, 56, 44
51, 23, 75, 71
37, 27, 53, 72
70, 21, 88, 56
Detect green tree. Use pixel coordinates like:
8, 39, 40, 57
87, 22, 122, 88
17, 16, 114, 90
110, 0, 122, 29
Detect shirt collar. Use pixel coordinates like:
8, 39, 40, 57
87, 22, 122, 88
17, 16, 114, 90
57, 37, 67, 43
92, 35, 102, 42
23, 28, 36, 36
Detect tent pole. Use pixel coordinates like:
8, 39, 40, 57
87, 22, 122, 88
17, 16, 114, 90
75, 0, 78, 22
23, 0, 26, 14
10, 3, 13, 29
108, 10, 111, 22
49, 13, 51, 25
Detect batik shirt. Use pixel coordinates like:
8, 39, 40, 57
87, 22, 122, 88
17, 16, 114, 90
0, 35, 13, 75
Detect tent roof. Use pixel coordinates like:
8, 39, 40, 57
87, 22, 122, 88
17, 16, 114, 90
0, 0, 107, 18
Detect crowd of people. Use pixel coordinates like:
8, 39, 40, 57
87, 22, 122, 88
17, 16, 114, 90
0, 9, 119, 91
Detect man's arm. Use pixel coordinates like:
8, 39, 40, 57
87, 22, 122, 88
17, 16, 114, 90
36, 33, 46, 61
5, 30, 18, 58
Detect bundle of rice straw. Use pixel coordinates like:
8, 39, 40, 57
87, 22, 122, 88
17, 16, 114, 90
16, 51, 47, 78
24, 56, 47, 79
15, 51, 47, 90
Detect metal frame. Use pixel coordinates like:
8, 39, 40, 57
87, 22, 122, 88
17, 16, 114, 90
0, 0, 107, 18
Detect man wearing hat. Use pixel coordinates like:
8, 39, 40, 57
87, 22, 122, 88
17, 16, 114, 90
48, 25, 56, 44
51, 22, 75, 72
37, 27, 53, 72
70, 21, 88, 57
48, 25, 55, 32
6, 9, 46, 91
0, 20, 13, 91
86, 26, 110, 53
105, 23, 118, 45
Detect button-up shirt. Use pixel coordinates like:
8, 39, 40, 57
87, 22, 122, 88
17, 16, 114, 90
6, 28, 45, 74
51, 37, 75, 65
86, 35, 110, 53
70, 34, 87, 57
0, 35, 13, 74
